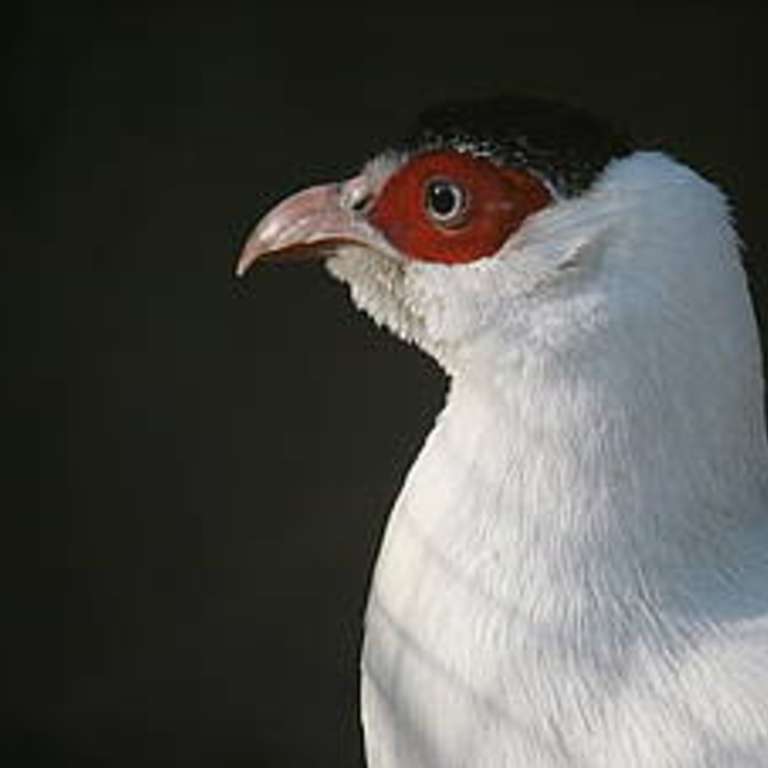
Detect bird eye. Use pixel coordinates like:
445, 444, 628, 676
425, 179, 467, 227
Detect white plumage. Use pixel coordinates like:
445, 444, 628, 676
338, 152, 768, 766
240, 104, 768, 766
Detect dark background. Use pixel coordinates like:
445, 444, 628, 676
5, 3, 767, 766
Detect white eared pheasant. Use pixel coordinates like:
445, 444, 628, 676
238, 96, 768, 767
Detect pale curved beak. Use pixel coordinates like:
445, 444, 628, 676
236, 178, 380, 277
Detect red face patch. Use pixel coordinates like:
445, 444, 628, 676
369, 150, 552, 264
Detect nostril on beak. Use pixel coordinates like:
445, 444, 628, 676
352, 193, 373, 213
342, 177, 373, 214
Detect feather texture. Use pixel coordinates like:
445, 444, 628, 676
329, 152, 768, 766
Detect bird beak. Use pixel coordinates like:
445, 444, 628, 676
236, 178, 381, 276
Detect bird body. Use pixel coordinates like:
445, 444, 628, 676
357, 152, 768, 767
239, 98, 768, 766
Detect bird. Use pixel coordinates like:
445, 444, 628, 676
237, 96, 768, 767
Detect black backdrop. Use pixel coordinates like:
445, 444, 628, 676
5, 4, 767, 766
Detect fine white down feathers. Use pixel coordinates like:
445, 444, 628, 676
348, 151, 768, 767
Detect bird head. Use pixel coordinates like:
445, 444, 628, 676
238, 96, 752, 384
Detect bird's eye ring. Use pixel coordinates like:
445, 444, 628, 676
424, 178, 468, 228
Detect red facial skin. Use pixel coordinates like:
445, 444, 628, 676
369, 150, 552, 265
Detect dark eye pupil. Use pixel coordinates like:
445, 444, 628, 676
427, 180, 463, 219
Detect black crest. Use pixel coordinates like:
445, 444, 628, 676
397, 95, 633, 197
